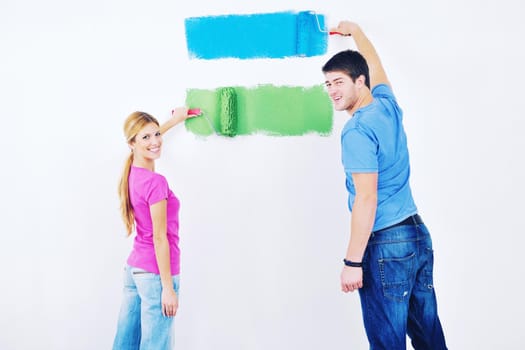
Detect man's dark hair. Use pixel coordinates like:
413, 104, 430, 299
322, 50, 370, 89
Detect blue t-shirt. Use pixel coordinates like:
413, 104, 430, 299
341, 84, 417, 231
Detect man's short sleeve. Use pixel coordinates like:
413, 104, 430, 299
341, 126, 378, 173
371, 83, 395, 99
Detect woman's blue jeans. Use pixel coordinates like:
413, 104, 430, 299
358, 222, 447, 350
112, 265, 180, 350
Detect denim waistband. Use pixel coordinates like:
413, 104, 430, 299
373, 214, 423, 234
368, 214, 426, 244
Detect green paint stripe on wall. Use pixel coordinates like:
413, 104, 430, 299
185, 85, 333, 136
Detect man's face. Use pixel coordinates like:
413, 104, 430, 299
324, 71, 359, 112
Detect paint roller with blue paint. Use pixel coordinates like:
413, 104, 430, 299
185, 10, 335, 60
296, 11, 343, 57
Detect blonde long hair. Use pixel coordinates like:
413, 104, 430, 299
118, 111, 160, 236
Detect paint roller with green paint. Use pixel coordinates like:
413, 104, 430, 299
218, 87, 237, 137
185, 84, 332, 137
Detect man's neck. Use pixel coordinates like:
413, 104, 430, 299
347, 91, 373, 116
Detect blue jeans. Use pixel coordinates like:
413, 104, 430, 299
113, 265, 180, 350
358, 222, 447, 350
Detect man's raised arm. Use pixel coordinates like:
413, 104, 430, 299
331, 21, 390, 89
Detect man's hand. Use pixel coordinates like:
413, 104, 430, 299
330, 21, 360, 37
341, 266, 363, 293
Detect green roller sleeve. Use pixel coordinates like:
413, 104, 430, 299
218, 87, 237, 137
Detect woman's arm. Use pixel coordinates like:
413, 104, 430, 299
159, 107, 197, 135
150, 199, 178, 317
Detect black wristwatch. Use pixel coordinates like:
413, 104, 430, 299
343, 259, 363, 268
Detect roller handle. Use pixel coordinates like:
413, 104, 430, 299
188, 108, 202, 116
173, 108, 202, 116
329, 31, 350, 36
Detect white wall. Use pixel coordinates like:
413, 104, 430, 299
1, 0, 524, 349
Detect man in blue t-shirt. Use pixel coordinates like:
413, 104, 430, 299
322, 22, 447, 349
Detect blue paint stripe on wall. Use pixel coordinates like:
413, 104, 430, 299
185, 11, 328, 59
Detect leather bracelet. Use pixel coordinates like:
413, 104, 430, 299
343, 259, 363, 268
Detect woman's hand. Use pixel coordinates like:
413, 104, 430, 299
171, 106, 201, 121
161, 287, 179, 317
161, 107, 201, 134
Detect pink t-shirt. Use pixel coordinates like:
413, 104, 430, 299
126, 166, 180, 275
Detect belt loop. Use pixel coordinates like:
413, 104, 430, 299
410, 214, 417, 225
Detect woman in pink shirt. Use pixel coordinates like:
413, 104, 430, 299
113, 108, 197, 349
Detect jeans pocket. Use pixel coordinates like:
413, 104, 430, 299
131, 267, 158, 280
418, 247, 435, 292
379, 252, 416, 302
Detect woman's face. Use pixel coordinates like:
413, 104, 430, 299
130, 122, 162, 164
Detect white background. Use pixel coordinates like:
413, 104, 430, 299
1, 0, 524, 349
